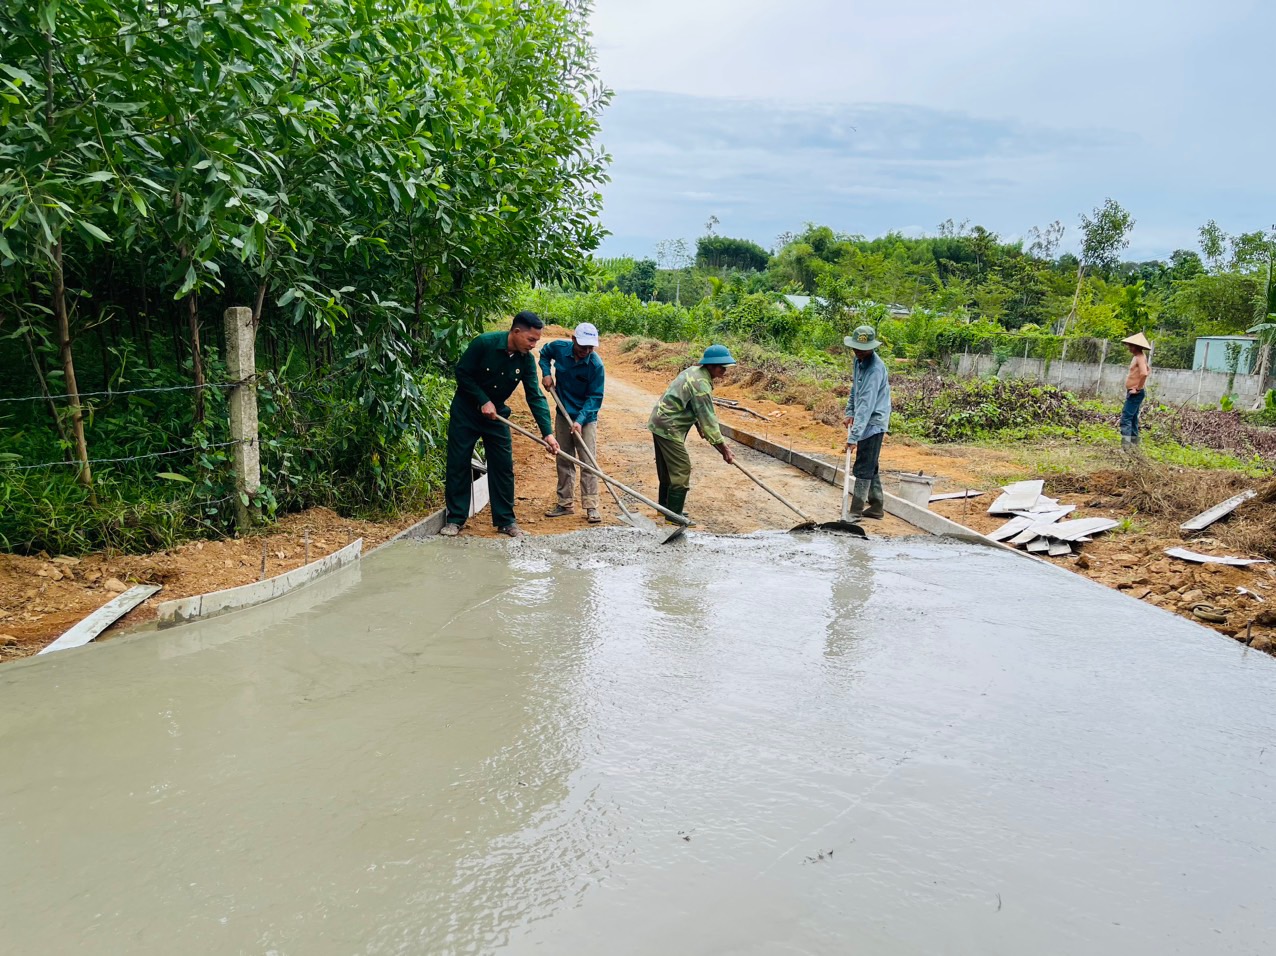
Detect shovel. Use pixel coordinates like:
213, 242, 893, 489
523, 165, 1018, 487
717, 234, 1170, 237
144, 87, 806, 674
732, 458, 867, 539
546, 385, 659, 533
815, 445, 868, 535
496, 414, 692, 543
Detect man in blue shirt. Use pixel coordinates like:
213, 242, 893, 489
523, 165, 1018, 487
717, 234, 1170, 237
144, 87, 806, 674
539, 322, 606, 523
841, 325, 892, 519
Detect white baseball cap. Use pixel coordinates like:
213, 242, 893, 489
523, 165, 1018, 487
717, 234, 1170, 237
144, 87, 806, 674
573, 322, 600, 347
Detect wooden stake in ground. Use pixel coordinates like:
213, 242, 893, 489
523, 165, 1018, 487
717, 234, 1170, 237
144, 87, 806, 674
52, 239, 94, 501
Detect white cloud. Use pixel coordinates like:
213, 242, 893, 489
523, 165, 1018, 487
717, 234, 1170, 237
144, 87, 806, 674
588, 1, 1276, 259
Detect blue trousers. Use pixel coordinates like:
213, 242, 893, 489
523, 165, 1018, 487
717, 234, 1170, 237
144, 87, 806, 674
1119, 389, 1145, 439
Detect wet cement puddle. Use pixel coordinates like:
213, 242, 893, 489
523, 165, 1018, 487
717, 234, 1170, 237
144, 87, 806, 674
2, 531, 1274, 954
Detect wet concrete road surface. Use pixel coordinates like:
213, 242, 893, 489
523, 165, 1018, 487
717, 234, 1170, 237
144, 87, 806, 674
2, 531, 1274, 955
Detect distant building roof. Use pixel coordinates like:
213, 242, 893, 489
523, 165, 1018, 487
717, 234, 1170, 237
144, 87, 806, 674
782, 294, 825, 311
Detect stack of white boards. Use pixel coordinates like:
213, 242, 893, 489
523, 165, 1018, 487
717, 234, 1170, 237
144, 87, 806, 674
986, 480, 1118, 557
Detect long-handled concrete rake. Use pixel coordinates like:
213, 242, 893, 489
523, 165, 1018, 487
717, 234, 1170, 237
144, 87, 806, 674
497, 414, 691, 544
546, 385, 659, 533
731, 459, 867, 538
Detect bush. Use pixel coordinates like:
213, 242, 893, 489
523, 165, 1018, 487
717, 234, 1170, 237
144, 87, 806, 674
893, 376, 1092, 442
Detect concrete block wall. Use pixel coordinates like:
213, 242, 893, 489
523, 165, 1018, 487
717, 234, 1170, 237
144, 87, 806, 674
952, 354, 1274, 407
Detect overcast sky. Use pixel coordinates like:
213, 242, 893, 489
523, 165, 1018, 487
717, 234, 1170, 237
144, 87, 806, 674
588, 0, 1272, 261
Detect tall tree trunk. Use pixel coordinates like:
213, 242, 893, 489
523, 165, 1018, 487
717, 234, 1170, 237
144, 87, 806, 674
179, 244, 205, 422
414, 262, 424, 324
252, 278, 267, 328
1063, 262, 1086, 335
188, 289, 205, 422
53, 240, 94, 499
22, 324, 70, 452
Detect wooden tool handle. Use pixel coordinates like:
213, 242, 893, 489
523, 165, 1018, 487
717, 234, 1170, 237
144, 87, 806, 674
496, 414, 690, 527
547, 387, 631, 518
731, 460, 812, 523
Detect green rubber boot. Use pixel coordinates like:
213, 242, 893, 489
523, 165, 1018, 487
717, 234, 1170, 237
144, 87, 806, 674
665, 487, 689, 524
849, 478, 871, 518
864, 477, 885, 520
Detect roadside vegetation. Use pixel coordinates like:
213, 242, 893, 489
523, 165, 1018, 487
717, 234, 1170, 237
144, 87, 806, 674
2, 5, 1273, 559
521, 216, 1276, 476
0, 0, 606, 555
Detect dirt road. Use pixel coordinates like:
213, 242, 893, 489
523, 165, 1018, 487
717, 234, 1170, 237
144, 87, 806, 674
5, 333, 1273, 661
459, 344, 919, 540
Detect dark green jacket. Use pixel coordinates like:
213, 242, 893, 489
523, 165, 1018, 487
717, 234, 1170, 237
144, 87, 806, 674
454, 331, 554, 436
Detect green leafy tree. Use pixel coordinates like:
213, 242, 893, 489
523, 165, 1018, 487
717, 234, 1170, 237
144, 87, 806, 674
654, 237, 692, 304
1064, 199, 1134, 333
0, 0, 610, 546
695, 235, 770, 272
1199, 220, 1228, 272
616, 259, 657, 300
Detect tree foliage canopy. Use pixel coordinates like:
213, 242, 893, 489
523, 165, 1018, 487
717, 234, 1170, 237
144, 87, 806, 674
696, 235, 770, 272
0, 0, 609, 550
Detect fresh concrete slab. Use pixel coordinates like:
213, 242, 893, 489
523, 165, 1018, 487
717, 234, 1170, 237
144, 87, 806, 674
2, 534, 1274, 954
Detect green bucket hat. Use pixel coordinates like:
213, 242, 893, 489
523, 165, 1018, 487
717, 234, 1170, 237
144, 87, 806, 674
844, 325, 882, 350
699, 344, 737, 365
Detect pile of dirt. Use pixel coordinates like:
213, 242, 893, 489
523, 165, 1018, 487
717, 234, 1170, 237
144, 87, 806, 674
1051, 465, 1276, 561
932, 465, 1276, 655
1077, 539, 1276, 652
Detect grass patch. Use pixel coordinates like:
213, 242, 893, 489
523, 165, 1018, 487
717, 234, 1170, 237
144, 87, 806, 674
1139, 442, 1271, 475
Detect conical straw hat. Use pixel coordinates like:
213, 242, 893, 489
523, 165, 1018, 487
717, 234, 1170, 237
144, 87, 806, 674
1121, 332, 1152, 351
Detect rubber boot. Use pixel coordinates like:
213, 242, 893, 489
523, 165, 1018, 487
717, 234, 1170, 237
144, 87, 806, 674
863, 477, 885, 520
848, 479, 871, 518
1121, 436, 1134, 451
665, 487, 689, 524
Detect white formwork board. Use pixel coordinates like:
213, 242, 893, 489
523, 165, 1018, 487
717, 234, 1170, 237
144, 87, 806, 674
156, 538, 362, 627
988, 480, 1045, 515
38, 585, 162, 655
1045, 518, 1120, 542
1165, 547, 1269, 567
1180, 490, 1257, 533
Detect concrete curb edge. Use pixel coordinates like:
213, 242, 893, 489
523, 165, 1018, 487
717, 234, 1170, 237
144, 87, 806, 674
156, 538, 363, 628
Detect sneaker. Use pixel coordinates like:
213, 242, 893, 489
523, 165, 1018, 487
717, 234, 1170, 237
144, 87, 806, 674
497, 523, 525, 538
438, 523, 462, 537
586, 508, 602, 524
544, 504, 574, 518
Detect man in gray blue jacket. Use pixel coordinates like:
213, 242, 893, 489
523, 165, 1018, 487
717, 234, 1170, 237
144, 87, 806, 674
841, 325, 892, 519
539, 322, 606, 522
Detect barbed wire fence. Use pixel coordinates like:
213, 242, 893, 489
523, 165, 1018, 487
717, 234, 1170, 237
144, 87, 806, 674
1, 308, 264, 549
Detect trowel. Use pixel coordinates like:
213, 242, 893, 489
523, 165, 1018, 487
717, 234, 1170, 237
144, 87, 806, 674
498, 414, 691, 543
545, 384, 660, 534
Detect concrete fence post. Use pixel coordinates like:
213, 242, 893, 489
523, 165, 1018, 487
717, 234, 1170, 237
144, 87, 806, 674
1197, 341, 1208, 404
1254, 344, 1272, 409
1057, 339, 1068, 386
224, 306, 260, 532
1096, 340, 1108, 395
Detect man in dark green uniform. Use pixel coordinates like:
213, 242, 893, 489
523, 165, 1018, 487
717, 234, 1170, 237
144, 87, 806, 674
439, 311, 559, 538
